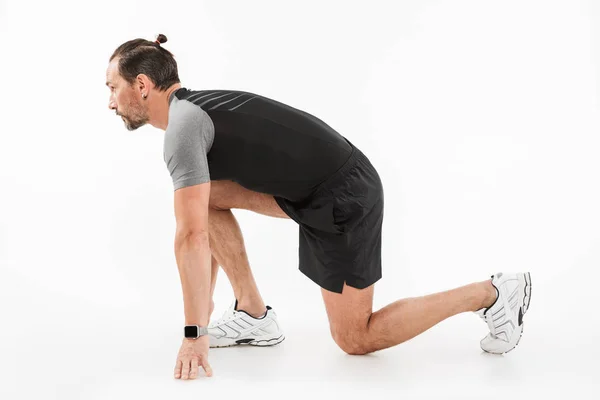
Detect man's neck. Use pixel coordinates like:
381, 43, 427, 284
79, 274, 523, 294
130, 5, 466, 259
149, 83, 182, 131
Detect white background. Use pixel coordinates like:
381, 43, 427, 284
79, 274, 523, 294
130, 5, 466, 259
1, 0, 599, 398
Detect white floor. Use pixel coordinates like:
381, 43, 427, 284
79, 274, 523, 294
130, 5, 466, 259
1, 266, 598, 400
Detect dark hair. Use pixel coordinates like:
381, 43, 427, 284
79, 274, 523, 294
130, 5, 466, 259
109, 33, 180, 91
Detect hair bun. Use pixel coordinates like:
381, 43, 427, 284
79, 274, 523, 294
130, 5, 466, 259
155, 34, 168, 44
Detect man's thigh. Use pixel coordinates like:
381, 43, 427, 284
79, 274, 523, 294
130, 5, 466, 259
209, 180, 289, 219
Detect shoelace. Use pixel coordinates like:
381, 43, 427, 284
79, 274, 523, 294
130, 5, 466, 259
209, 308, 239, 327
484, 309, 508, 341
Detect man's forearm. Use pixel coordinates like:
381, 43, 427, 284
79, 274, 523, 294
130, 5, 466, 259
174, 232, 212, 326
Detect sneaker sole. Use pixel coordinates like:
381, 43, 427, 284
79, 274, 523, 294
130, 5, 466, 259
483, 272, 532, 355
249, 334, 286, 347
210, 334, 285, 348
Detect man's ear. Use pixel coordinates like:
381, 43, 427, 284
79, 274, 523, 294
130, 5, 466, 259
136, 74, 154, 95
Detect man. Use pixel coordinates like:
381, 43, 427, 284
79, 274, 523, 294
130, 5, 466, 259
106, 35, 533, 380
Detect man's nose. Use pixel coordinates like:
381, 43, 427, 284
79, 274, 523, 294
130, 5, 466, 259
108, 99, 116, 110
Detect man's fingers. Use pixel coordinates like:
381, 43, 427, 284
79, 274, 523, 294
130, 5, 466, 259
189, 358, 199, 380
174, 359, 182, 379
201, 358, 213, 377
181, 358, 191, 380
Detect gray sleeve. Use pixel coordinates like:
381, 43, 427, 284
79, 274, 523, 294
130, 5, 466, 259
163, 106, 215, 191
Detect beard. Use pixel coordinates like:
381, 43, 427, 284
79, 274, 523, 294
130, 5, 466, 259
119, 100, 149, 131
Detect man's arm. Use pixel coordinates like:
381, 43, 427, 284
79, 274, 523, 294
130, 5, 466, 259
164, 104, 215, 326
173, 182, 211, 326
165, 102, 215, 379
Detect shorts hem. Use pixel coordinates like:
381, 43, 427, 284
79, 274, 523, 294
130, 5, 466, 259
299, 267, 382, 294
274, 196, 298, 223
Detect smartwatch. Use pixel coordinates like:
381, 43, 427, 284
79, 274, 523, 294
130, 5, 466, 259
184, 325, 208, 339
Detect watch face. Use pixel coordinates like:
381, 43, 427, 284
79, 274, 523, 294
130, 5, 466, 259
184, 325, 198, 338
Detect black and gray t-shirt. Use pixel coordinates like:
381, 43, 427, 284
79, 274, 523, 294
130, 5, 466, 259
163, 88, 352, 202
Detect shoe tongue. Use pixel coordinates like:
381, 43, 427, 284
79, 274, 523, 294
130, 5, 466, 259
227, 299, 238, 314
218, 300, 238, 319
475, 308, 486, 319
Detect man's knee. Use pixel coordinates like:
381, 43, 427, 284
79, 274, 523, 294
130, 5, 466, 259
330, 325, 371, 355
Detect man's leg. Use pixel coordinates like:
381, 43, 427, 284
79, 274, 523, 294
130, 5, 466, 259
208, 180, 289, 318
321, 280, 497, 355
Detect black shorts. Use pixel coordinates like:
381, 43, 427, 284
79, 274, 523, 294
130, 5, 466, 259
274, 141, 384, 293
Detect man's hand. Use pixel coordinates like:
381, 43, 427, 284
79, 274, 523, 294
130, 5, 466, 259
174, 336, 213, 379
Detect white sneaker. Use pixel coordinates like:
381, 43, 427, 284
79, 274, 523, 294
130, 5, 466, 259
208, 300, 285, 348
475, 272, 532, 354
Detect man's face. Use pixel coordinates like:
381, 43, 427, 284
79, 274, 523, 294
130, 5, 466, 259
106, 59, 149, 131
